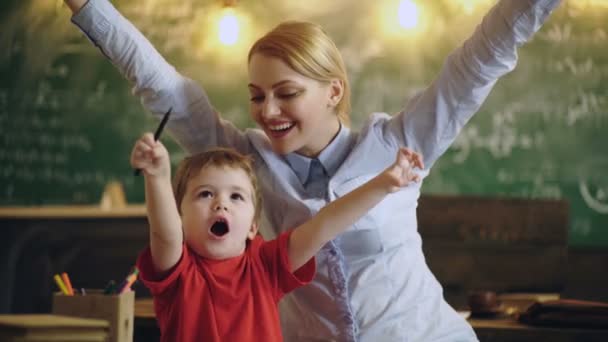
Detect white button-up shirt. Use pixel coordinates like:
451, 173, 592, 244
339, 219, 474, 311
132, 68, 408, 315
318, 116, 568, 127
72, 0, 561, 340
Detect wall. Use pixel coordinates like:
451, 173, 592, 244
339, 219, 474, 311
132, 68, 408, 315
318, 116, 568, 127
0, 0, 606, 245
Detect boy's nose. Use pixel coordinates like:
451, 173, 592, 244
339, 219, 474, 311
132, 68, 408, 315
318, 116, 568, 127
213, 203, 227, 211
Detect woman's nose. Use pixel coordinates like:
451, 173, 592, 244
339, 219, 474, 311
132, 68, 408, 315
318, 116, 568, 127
262, 98, 280, 118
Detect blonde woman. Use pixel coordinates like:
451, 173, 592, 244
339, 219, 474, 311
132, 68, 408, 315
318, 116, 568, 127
64, 0, 562, 340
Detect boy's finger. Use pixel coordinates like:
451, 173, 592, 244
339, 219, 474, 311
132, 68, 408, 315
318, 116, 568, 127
399, 148, 424, 170
150, 146, 165, 160
403, 148, 422, 169
394, 150, 406, 167
141, 132, 156, 145
144, 149, 157, 160
413, 153, 424, 170
135, 138, 153, 152
400, 147, 413, 158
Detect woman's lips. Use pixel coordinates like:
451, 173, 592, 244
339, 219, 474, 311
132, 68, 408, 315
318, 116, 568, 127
267, 122, 295, 139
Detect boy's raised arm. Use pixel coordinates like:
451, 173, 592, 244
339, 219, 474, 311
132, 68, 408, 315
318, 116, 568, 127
131, 133, 183, 274
288, 148, 424, 271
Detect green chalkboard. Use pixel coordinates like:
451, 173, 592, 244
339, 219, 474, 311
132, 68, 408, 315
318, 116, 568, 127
1, 0, 607, 246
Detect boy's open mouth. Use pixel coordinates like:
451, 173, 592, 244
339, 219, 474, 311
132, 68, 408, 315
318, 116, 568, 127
210, 219, 229, 237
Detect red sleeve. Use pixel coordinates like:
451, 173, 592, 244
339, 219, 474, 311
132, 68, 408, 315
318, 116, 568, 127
258, 230, 316, 301
136, 244, 189, 296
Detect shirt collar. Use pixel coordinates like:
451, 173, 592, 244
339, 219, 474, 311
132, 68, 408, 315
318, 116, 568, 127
285, 124, 352, 184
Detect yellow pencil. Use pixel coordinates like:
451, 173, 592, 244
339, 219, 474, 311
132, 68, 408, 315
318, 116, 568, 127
53, 274, 69, 295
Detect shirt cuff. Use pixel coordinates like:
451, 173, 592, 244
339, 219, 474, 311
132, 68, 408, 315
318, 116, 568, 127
70, 0, 116, 47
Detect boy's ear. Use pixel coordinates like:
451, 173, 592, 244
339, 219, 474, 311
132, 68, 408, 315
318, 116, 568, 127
327, 79, 344, 107
247, 222, 259, 240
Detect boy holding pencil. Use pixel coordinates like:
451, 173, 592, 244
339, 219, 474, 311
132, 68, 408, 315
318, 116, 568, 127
131, 132, 423, 341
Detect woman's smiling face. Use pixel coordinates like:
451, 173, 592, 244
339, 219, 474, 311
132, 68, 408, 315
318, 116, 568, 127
248, 53, 341, 158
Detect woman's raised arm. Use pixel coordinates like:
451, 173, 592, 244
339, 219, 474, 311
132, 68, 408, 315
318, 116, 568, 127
65, 0, 250, 154
381, 0, 561, 169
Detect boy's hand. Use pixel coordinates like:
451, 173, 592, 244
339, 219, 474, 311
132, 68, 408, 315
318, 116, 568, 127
130, 133, 170, 178
381, 147, 424, 193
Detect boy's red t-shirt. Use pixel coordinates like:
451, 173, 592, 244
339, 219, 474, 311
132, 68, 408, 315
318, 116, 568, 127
136, 230, 315, 342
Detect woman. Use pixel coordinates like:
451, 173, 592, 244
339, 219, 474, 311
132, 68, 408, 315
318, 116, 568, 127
64, 0, 562, 340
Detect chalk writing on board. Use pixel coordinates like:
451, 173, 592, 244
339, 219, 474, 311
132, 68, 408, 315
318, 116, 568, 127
549, 56, 594, 76
579, 159, 608, 214
567, 90, 605, 126
450, 105, 546, 164
580, 181, 608, 214
572, 217, 593, 238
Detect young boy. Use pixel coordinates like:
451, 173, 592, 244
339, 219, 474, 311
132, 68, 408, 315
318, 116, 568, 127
131, 132, 423, 342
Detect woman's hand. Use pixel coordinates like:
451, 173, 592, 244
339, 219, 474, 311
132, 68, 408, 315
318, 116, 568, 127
64, 0, 89, 14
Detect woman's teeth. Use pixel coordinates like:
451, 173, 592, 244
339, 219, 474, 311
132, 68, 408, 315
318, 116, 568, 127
269, 122, 295, 131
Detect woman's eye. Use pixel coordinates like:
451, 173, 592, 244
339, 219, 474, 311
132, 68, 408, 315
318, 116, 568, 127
278, 92, 298, 99
199, 190, 213, 198
231, 193, 244, 201
249, 95, 264, 103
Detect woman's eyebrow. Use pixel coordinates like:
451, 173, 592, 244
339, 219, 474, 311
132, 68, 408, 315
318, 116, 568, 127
248, 80, 297, 90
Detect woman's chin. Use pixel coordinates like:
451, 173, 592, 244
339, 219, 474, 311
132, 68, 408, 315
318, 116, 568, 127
270, 141, 297, 155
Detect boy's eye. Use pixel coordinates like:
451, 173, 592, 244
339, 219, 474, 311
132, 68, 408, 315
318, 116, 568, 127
199, 190, 213, 198
231, 193, 244, 201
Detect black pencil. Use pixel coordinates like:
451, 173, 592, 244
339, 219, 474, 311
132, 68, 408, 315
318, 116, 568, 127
134, 108, 173, 176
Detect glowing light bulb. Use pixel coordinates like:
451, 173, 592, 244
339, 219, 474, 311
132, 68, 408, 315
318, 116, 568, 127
398, 0, 419, 29
461, 0, 475, 15
218, 8, 239, 46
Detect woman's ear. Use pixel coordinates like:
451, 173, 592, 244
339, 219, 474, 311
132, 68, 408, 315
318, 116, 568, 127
327, 79, 344, 107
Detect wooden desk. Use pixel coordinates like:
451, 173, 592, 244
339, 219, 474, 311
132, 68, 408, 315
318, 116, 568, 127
0, 205, 147, 219
0, 314, 109, 342
134, 298, 608, 342
134, 299, 160, 342
470, 317, 608, 342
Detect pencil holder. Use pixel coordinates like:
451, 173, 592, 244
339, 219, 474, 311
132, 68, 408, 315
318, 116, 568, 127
52, 290, 134, 342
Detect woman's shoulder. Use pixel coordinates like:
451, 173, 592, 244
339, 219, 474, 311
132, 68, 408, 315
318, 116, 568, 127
352, 111, 394, 146
243, 128, 289, 167
244, 127, 269, 145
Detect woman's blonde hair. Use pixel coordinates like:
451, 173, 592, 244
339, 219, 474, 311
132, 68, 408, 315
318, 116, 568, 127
248, 21, 351, 126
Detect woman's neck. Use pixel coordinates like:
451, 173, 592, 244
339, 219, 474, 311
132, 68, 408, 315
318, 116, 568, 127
297, 119, 341, 158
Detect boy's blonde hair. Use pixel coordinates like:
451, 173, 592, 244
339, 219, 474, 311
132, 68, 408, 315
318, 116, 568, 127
248, 21, 351, 126
173, 148, 262, 223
